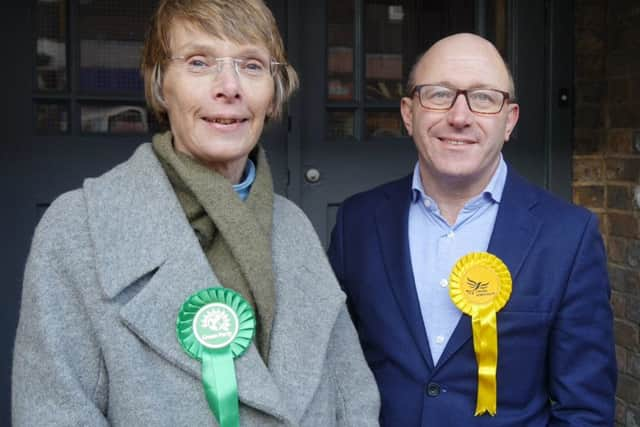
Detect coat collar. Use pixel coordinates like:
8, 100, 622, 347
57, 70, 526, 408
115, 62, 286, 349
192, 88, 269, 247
83, 144, 344, 424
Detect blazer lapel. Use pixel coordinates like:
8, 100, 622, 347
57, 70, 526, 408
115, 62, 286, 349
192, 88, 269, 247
435, 170, 542, 368
84, 144, 293, 423
375, 177, 433, 369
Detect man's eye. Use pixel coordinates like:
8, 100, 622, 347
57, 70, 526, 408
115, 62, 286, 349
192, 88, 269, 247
470, 91, 496, 103
428, 90, 453, 100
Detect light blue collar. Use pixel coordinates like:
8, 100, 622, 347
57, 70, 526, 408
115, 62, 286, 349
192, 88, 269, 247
232, 159, 256, 201
411, 155, 508, 206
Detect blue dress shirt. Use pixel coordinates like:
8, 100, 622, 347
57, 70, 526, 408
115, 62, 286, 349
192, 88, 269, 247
408, 157, 507, 365
232, 158, 256, 201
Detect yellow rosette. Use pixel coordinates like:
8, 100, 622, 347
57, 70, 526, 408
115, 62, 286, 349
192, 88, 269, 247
449, 252, 512, 416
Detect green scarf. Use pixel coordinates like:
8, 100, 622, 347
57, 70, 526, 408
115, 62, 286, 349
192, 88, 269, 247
152, 131, 275, 362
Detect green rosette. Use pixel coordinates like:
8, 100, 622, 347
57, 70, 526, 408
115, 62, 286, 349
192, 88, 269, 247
176, 287, 256, 427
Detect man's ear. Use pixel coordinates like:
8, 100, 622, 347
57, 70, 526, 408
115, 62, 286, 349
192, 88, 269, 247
504, 103, 519, 141
400, 97, 414, 136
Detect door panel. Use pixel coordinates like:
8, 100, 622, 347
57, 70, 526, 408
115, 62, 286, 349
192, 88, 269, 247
290, 0, 570, 246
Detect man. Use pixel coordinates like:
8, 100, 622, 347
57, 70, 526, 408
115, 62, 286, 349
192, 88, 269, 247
328, 33, 616, 426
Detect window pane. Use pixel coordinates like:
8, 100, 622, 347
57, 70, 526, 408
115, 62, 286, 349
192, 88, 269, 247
81, 103, 155, 134
327, 111, 354, 138
36, 0, 67, 91
366, 111, 405, 138
327, 0, 354, 101
78, 0, 155, 93
365, 1, 404, 101
35, 102, 69, 134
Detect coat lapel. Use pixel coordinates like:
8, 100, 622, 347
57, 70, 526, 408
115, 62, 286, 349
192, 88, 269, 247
84, 145, 304, 424
435, 170, 542, 368
375, 176, 433, 370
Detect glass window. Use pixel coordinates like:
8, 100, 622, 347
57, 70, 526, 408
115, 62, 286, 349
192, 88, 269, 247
327, 111, 355, 138
365, 2, 404, 102
78, 0, 155, 93
35, 0, 67, 91
35, 102, 69, 134
80, 103, 158, 134
326, 0, 476, 141
327, 0, 355, 102
33, 0, 160, 136
366, 111, 405, 138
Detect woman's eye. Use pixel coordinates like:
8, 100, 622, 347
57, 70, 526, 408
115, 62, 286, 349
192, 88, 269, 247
243, 59, 266, 72
188, 58, 209, 68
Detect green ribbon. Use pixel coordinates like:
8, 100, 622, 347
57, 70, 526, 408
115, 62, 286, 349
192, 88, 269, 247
177, 288, 256, 427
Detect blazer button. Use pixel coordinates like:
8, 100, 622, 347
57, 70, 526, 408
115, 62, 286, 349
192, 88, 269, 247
426, 382, 441, 397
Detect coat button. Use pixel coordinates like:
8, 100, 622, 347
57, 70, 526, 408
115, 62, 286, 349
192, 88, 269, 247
426, 382, 441, 397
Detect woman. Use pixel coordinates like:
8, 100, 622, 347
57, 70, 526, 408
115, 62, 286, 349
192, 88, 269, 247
12, 1, 380, 425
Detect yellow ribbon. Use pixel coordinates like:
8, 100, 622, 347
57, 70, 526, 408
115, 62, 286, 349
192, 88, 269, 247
449, 252, 512, 416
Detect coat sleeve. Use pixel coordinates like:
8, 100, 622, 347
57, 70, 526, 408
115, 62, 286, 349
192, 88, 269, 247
328, 306, 381, 426
12, 193, 109, 426
327, 205, 380, 426
548, 213, 616, 426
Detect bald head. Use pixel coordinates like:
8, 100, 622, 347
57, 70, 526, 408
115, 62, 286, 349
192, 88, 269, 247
407, 33, 515, 97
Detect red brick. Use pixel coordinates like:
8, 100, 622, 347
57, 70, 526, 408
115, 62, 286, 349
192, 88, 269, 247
609, 79, 631, 105
608, 129, 633, 154
617, 345, 629, 372
575, 80, 606, 105
608, 185, 633, 210
576, 53, 606, 80
615, 320, 640, 351
606, 53, 629, 78
572, 185, 605, 208
631, 351, 640, 379
608, 105, 640, 128
627, 406, 640, 427
628, 296, 640, 324
576, 105, 605, 129
619, 373, 640, 404
574, 129, 606, 155
612, 291, 627, 318
605, 157, 640, 182
608, 237, 628, 264
609, 264, 640, 295
609, 213, 639, 238
615, 398, 626, 424
573, 157, 604, 182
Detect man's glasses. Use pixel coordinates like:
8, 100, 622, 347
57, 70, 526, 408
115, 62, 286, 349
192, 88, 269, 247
412, 84, 511, 114
168, 56, 280, 79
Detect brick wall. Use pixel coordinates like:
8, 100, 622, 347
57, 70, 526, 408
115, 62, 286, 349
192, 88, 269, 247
574, 1, 640, 425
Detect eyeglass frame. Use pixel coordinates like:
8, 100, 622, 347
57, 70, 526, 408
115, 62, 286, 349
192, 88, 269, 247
167, 55, 282, 78
410, 84, 514, 115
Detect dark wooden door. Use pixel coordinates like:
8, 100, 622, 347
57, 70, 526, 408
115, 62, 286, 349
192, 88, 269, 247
287, 0, 573, 245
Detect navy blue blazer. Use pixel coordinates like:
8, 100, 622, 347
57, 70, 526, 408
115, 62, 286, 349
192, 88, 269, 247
328, 169, 616, 426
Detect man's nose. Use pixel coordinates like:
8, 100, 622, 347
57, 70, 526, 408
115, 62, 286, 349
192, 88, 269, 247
446, 93, 473, 127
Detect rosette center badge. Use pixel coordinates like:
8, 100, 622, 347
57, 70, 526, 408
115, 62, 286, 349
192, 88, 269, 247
194, 303, 240, 349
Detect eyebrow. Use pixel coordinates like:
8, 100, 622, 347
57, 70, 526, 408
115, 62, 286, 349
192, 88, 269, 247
173, 43, 270, 60
428, 81, 506, 91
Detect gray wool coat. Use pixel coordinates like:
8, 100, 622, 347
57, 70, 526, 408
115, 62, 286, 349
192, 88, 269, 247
12, 144, 380, 427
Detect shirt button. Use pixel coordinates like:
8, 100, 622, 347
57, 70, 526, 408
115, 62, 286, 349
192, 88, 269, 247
435, 335, 445, 344
423, 199, 432, 208
447, 231, 455, 239
440, 279, 448, 287
426, 382, 441, 397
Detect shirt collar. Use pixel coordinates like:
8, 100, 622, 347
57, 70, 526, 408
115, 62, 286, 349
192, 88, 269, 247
232, 158, 256, 201
411, 154, 508, 205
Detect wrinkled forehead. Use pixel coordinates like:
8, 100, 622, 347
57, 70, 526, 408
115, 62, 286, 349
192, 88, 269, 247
166, 17, 270, 55
416, 38, 511, 90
